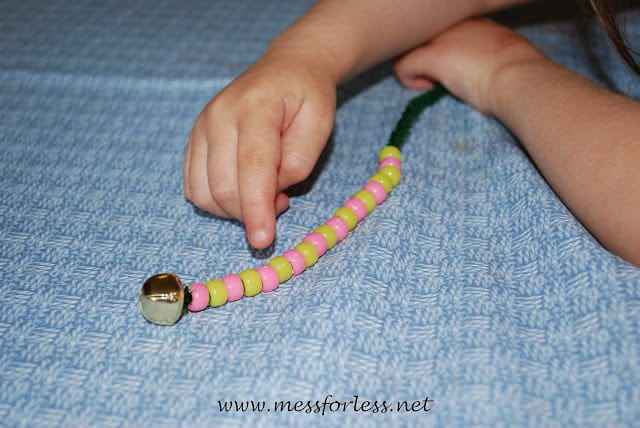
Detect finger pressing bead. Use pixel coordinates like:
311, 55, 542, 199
239, 269, 263, 297
138, 88, 444, 325
205, 279, 229, 307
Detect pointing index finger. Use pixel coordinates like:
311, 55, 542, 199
236, 99, 285, 249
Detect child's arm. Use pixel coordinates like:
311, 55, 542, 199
184, 0, 527, 249
394, 19, 640, 266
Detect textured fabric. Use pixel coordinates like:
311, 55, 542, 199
1, 0, 639, 426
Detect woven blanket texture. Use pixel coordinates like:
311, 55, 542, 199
1, 0, 639, 426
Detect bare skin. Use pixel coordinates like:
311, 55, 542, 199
184, 1, 640, 267
394, 19, 640, 266
183, 0, 527, 249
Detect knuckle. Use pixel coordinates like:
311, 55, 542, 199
210, 184, 237, 208
186, 179, 236, 218
281, 151, 315, 184
239, 87, 271, 108
241, 194, 266, 213
232, 83, 277, 117
238, 146, 272, 170
188, 187, 215, 212
202, 99, 226, 124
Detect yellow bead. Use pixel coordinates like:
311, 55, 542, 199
379, 165, 402, 188
353, 189, 377, 213
268, 256, 293, 283
295, 242, 319, 267
315, 224, 338, 250
369, 172, 393, 193
205, 279, 228, 307
379, 145, 402, 162
333, 206, 358, 230
239, 269, 262, 297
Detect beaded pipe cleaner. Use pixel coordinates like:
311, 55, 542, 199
139, 85, 447, 325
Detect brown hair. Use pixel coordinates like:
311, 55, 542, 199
590, 0, 640, 75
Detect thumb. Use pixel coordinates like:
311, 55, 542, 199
277, 94, 336, 192
393, 43, 442, 90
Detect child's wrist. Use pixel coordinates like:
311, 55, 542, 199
486, 53, 552, 118
266, 29, 350, 85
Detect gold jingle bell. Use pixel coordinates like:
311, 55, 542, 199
139, 273, 185, 325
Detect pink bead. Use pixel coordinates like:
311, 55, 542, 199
326, 216, 349, 241
283, 249, 306, 276
344, 198, 368, 221
187, 283, 210, 312
303, 231, 328, 257
222, 274, 244, 302
364, 181, 387, 205
379, 157, 402, 171
256, 265, 280, 292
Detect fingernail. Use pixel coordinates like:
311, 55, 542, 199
250, 229, 269, 247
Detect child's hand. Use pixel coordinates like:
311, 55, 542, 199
396, 18, 640, 267
393, 18, 546, 116
183, 51, 337, 249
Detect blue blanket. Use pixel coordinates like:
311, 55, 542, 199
1, 0, 639, 426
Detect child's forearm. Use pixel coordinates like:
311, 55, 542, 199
265, 0, 527, 84
490, 59, 640, 265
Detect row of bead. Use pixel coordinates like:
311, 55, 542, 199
185, 145, 403, 312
